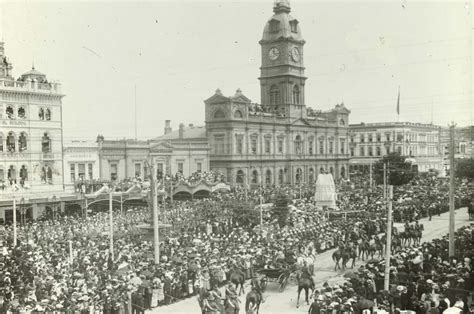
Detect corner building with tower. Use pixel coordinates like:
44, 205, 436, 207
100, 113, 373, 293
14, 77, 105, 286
205, 0, 351, 187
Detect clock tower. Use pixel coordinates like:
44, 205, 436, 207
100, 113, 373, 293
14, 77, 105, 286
259, 0, 306, 119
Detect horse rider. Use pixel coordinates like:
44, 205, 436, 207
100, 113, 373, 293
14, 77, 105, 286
225, 282, 240, 311
414, 220, 421, 232
404, 221, 410, 233
301, 261, 315, 288
250, 274, 264, 303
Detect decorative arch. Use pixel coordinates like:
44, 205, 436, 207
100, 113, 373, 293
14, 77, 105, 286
251, 170, 259, 184
42, 132, 52, 153
6, 105, 14, 119
265, 169, 272, 186
213, 109, 225, 119
269, 85, 280, 106
236, 170, 245, 184
19, 165, 28, 181
18, 107, 26, 119
293, 85, 300, 104
7, 131, 15, 152
18, 132, 27, 152
234, 110, 243, 119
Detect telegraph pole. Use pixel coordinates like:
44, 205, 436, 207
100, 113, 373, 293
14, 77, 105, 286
448, 123, 456, 257
383, 163, 387, 201
146, 160, 160, 264
13, 197, 17, 247
109, 186, 114, 260
384, 185, 393, 290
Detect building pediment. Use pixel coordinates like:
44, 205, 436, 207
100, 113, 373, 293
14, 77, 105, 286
291, 118, 312, 127
204, 93, 229, 105
230, 93, 251, 103
150, 141, 174, 152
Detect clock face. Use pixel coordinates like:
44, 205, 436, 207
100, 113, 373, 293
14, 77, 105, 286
291, 47, 300, 62
268, 47, 280, 61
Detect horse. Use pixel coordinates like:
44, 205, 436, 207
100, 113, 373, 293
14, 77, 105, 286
224, 295, 240, 314
229, 269, 246, 296
245, 289, 262, 314
358, 240, 370, 261
295, 270, 314, 308
345, 247, 357, 269
332, 249, 349, 271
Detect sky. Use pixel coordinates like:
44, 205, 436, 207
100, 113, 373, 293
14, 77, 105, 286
1, 0, 472, 141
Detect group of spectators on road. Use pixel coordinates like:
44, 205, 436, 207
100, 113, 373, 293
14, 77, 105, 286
309, 225, 473, 314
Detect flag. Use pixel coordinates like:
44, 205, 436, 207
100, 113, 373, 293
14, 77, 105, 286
396, 86, 400, 115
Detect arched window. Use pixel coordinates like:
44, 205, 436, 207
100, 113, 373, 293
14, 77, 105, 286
18, 107, 26, 119
278, 169, 284, 184
251, 170, 258, 184
295, 135, 302, 154
42, 133, 51, 153
269, 85, 280, 106
293, 85, 300, 104
47, 166, 53, 183
6, 106, 14, 119
8, 165, 16, 181
45, 108, 51, 120
340, 166, 346, 178
234, 110, 243, 119
309, 168, 314, 183
7, 132, 15, 152
20, 165, 28, 181
18, 132, 27, 152
265, 170, 272, 186
39, 108, 45, 120
236, 170, 244, 184
214, 110, 225, 119
296, 168, 303, 184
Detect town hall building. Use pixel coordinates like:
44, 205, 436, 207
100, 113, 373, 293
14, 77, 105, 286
205, 0, 351, 187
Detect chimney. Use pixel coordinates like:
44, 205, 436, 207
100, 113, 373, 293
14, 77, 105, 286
179, 123, 185, 139
164, 120, 172, 134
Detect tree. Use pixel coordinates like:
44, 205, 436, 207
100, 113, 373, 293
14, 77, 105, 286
455, 158, 474, 179
373, 152, 418, 186
272, 191, 290, 227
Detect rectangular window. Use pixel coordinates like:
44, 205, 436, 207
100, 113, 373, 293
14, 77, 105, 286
368, 147, 373, 156
70, 164, 75, 181
88, 163, 93, 180
236, 137, 243, 154
110, 163, 118, 180
197, 162, 202, 172
178, 163, 183, 174
350, 136, 354, 143
251, 138, 257, 154
278, 139, 283, 153
135, 163, 141, 177
319, 141, 324, 154
78, 163, 85, 179
308, 141, 313, 155
386, 134, 391, 142
265, 138, 271, 153
386, 147, 390, 154
340, 139, 345, 154
360, 134, 365, 143
329, 141, 333, 154
368, 134, 373, 142
143, 164, 148, 178
376, 134, 381, 142
376, 147, 381, 156
157, 163, 163, 180
360, 147, 365, 156
350, 148, 354, 157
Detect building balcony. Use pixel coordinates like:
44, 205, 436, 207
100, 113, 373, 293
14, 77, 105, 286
0, 78, 62, 95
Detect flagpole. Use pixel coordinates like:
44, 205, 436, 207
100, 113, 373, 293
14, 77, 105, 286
397, 86, 400, 122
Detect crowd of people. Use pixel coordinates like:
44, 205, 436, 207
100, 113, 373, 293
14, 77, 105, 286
0, 172, 472, 312
309, 225, 473, 314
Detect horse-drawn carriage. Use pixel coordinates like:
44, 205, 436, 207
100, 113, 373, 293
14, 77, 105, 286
256, 267, 291, 292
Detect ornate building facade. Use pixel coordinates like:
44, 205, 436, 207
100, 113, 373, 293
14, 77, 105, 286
348, 122, 444, 173
205, 1, 351, 187
0, 41, 71, 222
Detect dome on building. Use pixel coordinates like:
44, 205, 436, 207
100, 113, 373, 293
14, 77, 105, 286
20, 66, 48, 82
261, 0, 303, 42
